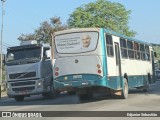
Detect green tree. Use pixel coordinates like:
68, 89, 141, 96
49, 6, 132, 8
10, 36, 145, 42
18, 17, 67, 44
152, 44, 160, 60
68, 0, 136, 37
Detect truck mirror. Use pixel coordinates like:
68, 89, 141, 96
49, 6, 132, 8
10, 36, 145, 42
45, 50, 51, 59
2, 54, 6, 65
3, 59, 5, 65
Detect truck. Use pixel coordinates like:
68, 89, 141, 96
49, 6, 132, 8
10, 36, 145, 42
5, 40, 57, 101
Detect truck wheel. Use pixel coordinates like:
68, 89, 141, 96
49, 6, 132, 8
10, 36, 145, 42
14, 95, 25, 102
42, 82, 58, 99
121, 78, 128, 99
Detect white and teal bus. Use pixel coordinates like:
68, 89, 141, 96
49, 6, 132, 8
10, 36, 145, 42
52, 28, 156, 99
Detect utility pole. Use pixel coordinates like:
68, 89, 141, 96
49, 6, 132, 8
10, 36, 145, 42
0, 0, 6, 100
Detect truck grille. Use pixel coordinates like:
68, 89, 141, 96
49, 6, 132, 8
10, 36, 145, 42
12, 86, 35, 92
9, 72, 36, 79
11, 81, 36, 87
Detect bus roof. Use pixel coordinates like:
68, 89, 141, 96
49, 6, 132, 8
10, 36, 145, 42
54, 28, 100, 35
103, 28, 150, 45
54, 28, 150, 45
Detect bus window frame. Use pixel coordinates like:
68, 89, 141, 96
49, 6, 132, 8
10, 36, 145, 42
106, 34, 114, 57
120, 38, 128, 59
145, 45, 150, 61
140, 44, 145, 61
134, 42, 140, 60
127, 40, 134, 59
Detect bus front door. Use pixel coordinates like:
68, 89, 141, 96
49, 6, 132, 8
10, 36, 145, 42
114, 42, 122, 78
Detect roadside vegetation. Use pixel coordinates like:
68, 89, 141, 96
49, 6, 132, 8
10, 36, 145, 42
152, 44, 160, 69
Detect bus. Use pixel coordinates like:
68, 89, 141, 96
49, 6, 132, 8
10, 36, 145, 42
52, 28, 156, 99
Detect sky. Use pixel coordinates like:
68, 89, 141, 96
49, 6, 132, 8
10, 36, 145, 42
0, 0, 160, 53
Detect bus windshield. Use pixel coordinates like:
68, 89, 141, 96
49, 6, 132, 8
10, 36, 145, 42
55, 31, 99, 54
7, 47, 41, 63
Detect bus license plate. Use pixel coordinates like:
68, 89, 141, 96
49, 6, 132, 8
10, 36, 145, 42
73, 75, 82, 79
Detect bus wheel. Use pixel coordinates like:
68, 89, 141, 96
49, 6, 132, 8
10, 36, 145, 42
143, 79, 149, 92
78, 94, 87, 100
121, 78, 128, 99
14, 95, 25, 102
67, 91, 76, 95
143, 86, 149, 92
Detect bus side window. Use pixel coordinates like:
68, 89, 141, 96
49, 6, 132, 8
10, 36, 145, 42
145, 45, 150, 61
140, 44, 145, 60
134, 42, 140, 60
120, 38, 128, 58
106, 35, 114, 57
127, 40, 134, 59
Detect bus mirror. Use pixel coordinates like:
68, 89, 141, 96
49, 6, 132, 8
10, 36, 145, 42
154, 52, 157, 57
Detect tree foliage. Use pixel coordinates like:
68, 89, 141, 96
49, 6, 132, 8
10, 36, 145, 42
18, 17, 67, 44
18, 0, 137, 44
68, 0, 136, 37
152, 44, 160, 61
0, 55, 5, 81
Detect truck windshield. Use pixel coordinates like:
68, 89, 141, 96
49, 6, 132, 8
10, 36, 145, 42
6, 47, 41, 64
55, 31, 99, 54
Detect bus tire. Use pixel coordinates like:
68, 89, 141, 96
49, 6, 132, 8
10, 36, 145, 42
68, 91, 76, 95
143, 86, 149, 92
121, 78, 128, 99
14, 95, 25, 102
78, 94, 88, 100
143, 77, 149, 92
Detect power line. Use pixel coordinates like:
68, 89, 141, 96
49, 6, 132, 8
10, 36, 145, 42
7, 3, 44, 23
0, 0, 6, 99
2, 41, 11, 47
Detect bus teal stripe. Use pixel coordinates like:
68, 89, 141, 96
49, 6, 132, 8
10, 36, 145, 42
127, 75, 148, 88
100, 28, 108, 77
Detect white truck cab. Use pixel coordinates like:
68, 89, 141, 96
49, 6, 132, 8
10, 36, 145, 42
5, 40, 57, 101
